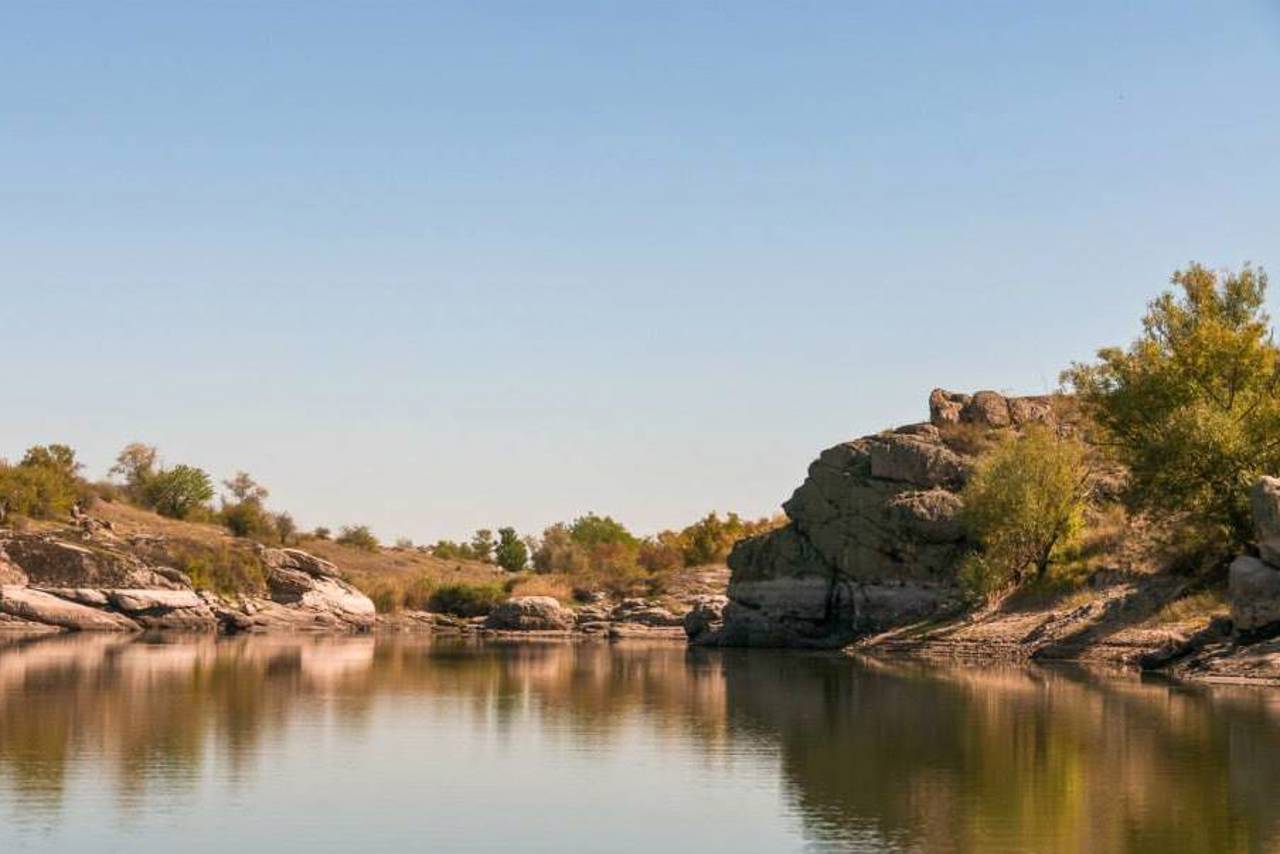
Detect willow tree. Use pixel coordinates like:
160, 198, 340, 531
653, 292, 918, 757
1063, 263, 1280, 547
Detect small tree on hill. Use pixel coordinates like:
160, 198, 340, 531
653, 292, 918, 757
470, 529, 496, 563
145, 465, 214, 519
495, 527, 528, 572
959, 427, 1089, 596
223, 471, 269, 504
109, 443, 159, 502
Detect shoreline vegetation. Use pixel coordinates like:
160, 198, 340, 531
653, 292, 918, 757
5, 264, 1280, 684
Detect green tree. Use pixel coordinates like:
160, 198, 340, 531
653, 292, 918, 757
108, 443, 158, 501
144, 465, 214, 519
568, 513, 636, 547
1064, 263, 1280, 546
959, 427, 1089, 595
470, 528, 496, 562
494, 527, 528, 572
0, 444, 84, 522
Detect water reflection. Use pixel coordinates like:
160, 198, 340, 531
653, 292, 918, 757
0, 634, 1277, 852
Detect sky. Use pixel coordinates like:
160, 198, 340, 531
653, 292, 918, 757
2, 1, 1278, 543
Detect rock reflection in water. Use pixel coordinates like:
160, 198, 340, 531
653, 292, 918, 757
1, 635, 1278, 852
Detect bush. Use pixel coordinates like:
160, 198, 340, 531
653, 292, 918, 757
134, 539, 267, 596
143, 464, 214, 519
336, 524, 380, 551
959, 427, 1089, 595
427, 582, 506, 617
222, 499, 275, 539
1064, 263, 1280, 549
0, 444, 84, 522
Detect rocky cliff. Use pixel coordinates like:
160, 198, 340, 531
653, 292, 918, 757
0, 529, 375, 634
694, 389, 1058, 647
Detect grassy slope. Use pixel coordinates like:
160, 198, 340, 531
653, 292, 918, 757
88, 502, 727, 611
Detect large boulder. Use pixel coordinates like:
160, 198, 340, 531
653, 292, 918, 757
104, 589, 218, 631
1251, 477, 1280, 565
683, 595, 727, 643
0, 536, 187, 589
717, 388, 1052, 647
1229, 555, 1280, 635
961, 390, 1012, 428
0, 586, 140, 632
260, 547, 375, 631
260, 547, 340, 579
928, 389, 969, 426
610, 598, 683, 627
485, 596, 575, 631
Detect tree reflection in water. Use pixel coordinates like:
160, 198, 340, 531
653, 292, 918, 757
1, 634, 1277, 853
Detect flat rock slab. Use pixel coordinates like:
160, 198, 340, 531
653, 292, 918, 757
0, 586, 139, 632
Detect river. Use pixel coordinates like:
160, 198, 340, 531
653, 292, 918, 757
1, 634, 1276, 852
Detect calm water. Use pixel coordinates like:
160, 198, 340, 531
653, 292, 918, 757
1, 636, 1278, 853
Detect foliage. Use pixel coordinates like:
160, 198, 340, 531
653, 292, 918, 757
312, 526, 331, 540
427, 581, 506, 617
959, 427, 1089, 595
222, 471, 269, 504
108, 443, 159, 502
0, 444, 85, 522
221, 498, 274, 539
494, 526, 528, 572
469, 529, 495, 562
567, 513, 637, 548
143, 464, 214, 519
669, 511, 782, 566
1063, 263, 1280, 548
274, 512, 297, 544
133, 538, 267, 596
336, 524, 380, 551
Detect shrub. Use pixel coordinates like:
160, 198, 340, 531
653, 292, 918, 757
0, 444, 84, 522
494, 527, 528, 572
427, 582, 506, 617
959, 427, 1089, 595
312, 526, 331, 540
336, 524, 380, 551
1064, 263, 1280, 549
135, 539, 267, 596
222, 499, 275, 539
143, 464, 214, 519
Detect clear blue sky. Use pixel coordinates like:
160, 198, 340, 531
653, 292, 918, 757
2, 2, 1278, 542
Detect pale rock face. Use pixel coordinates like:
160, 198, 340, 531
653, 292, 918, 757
105, 589, 218, 631
1229, 555, 1280, 634
0, 586, 140, 632
610, 599, 682, 627
484, 596, 574, 631
256, 546, 375, 630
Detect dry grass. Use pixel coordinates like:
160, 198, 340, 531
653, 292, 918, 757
508, 573, 575, 601
1144, 589, 1228, 627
